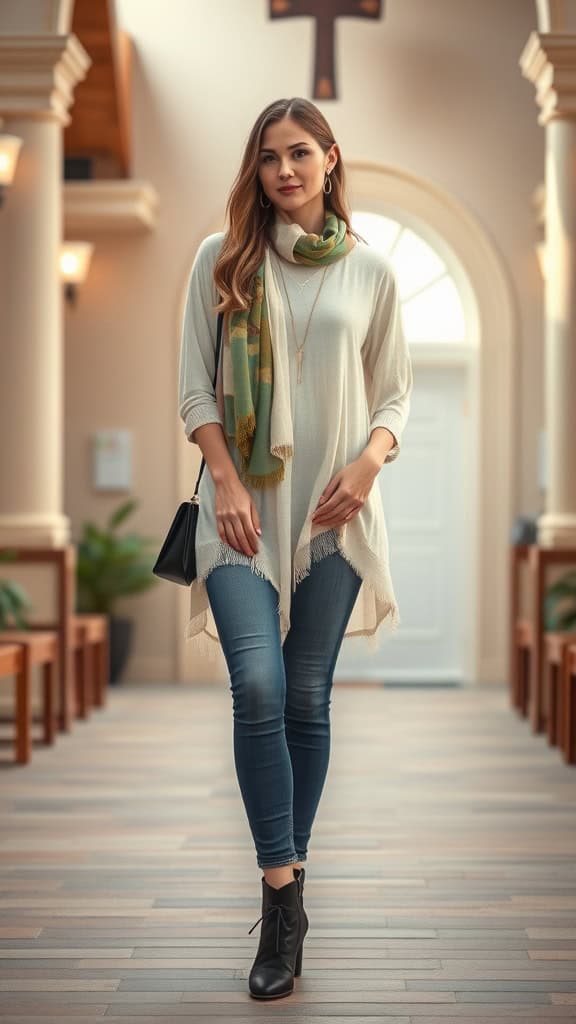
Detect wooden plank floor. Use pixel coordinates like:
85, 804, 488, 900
0, 679, 575, 1023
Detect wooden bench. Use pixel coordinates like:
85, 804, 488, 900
73, 614, 109, 716
509, 544, 532, 714
513, 618, 533, 718
0, 632, 58, 764
509, 544, 576, 734
561, 642, 576, 765
543, 632, 576, 749
0, 546, 75, 732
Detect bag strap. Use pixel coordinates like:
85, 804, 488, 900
192, 308, 224, 499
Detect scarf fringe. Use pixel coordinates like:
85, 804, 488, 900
231, 418, 294, 489
271, 443, 294, 459
234, 410, 256, 460
241, 464, 286, 489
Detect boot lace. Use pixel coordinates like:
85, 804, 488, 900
247, 903, 291, 955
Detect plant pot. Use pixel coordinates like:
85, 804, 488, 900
109, 614, 134, 685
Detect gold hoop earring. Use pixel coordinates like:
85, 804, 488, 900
323, 172, 332, 195
259, 189, 272, 208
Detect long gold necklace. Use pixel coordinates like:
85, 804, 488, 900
276, 258, 329, 384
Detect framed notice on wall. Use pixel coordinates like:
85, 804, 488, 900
92, 430, 132, 491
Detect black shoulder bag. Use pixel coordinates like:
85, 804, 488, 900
152, 309, 224, 585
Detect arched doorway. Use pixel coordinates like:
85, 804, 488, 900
339, 207, 477, 684
342, 163, 517, 686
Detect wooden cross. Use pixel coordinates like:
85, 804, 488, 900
270, 0, 383, 100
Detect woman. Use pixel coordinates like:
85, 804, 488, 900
178, 97, 413, 1000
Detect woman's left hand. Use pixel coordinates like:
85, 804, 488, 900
311, 452, 381, 528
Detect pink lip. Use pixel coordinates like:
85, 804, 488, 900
278, 186, 301, 192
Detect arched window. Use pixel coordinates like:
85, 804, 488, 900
351, 211, 467, 344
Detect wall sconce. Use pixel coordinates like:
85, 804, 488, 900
60, 241, 94, 306
0, 133, 23, 206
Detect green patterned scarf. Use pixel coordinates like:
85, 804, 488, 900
223, 210, 350, 489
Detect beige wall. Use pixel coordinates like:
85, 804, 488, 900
64, 0, 543, 681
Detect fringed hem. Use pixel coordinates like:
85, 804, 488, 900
345, 601, 401, 651
183, 528, 401, 657
183, 539, 281, 662
183, 615, 223, 664
293, 527, 402, 653
183, 598, 400, 660
293, 527, 342, 588
337, 533, 402, 651
194, 539, 280, 608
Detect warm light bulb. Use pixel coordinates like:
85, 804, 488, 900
59, 241, 94, 284
60, 241, 94, 306
0, 134, 23, 186
61, 252, 81, 275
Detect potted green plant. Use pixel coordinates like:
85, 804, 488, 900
544, 569, 576, 632
0, 550, 34, 629
75, 498, 160, 683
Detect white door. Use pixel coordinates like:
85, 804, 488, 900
337, 363, 471, 685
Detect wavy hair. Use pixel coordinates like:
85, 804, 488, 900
212, 97, 365, 315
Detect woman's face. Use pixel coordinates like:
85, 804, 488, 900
257, 117, 337, 213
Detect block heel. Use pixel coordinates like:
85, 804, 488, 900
294, 939, 303, 976
247, 866, 309, 999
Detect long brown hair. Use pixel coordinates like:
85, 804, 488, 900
213, 97, 365, 315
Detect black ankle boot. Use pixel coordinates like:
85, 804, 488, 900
293, 864, 305, 896
247, 874, 308, 999
292, 866, 308, 977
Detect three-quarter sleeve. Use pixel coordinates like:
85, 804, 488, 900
178, 235, 224, 445
361, 264, 413, 464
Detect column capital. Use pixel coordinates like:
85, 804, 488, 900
520, 30, 576, 124
0, 33, 91, 126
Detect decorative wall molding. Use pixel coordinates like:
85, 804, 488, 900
0, 33, 91, 125
520, 31, 576, 123
63, 179, 159, 233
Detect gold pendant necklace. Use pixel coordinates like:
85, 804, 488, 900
276, 258, 329, 384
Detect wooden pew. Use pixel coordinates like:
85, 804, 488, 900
543, 632, 576, 748
0, 546, 75, 732
509, 544, 576, 734
0, 549, 111, 728
73, 614, 109, 716
561, 642, 576, 765
509, 544, 531, 714
0, 633, 58, 764
527, 546, 576, 734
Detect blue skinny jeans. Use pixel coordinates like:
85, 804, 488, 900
205, 544, 363, 869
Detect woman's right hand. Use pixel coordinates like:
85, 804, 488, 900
214, 475, 261, 557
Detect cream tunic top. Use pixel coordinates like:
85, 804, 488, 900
178, 228, 413, 663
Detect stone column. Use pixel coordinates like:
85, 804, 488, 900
0, 34, 91, 546
520, 31, 576, 546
